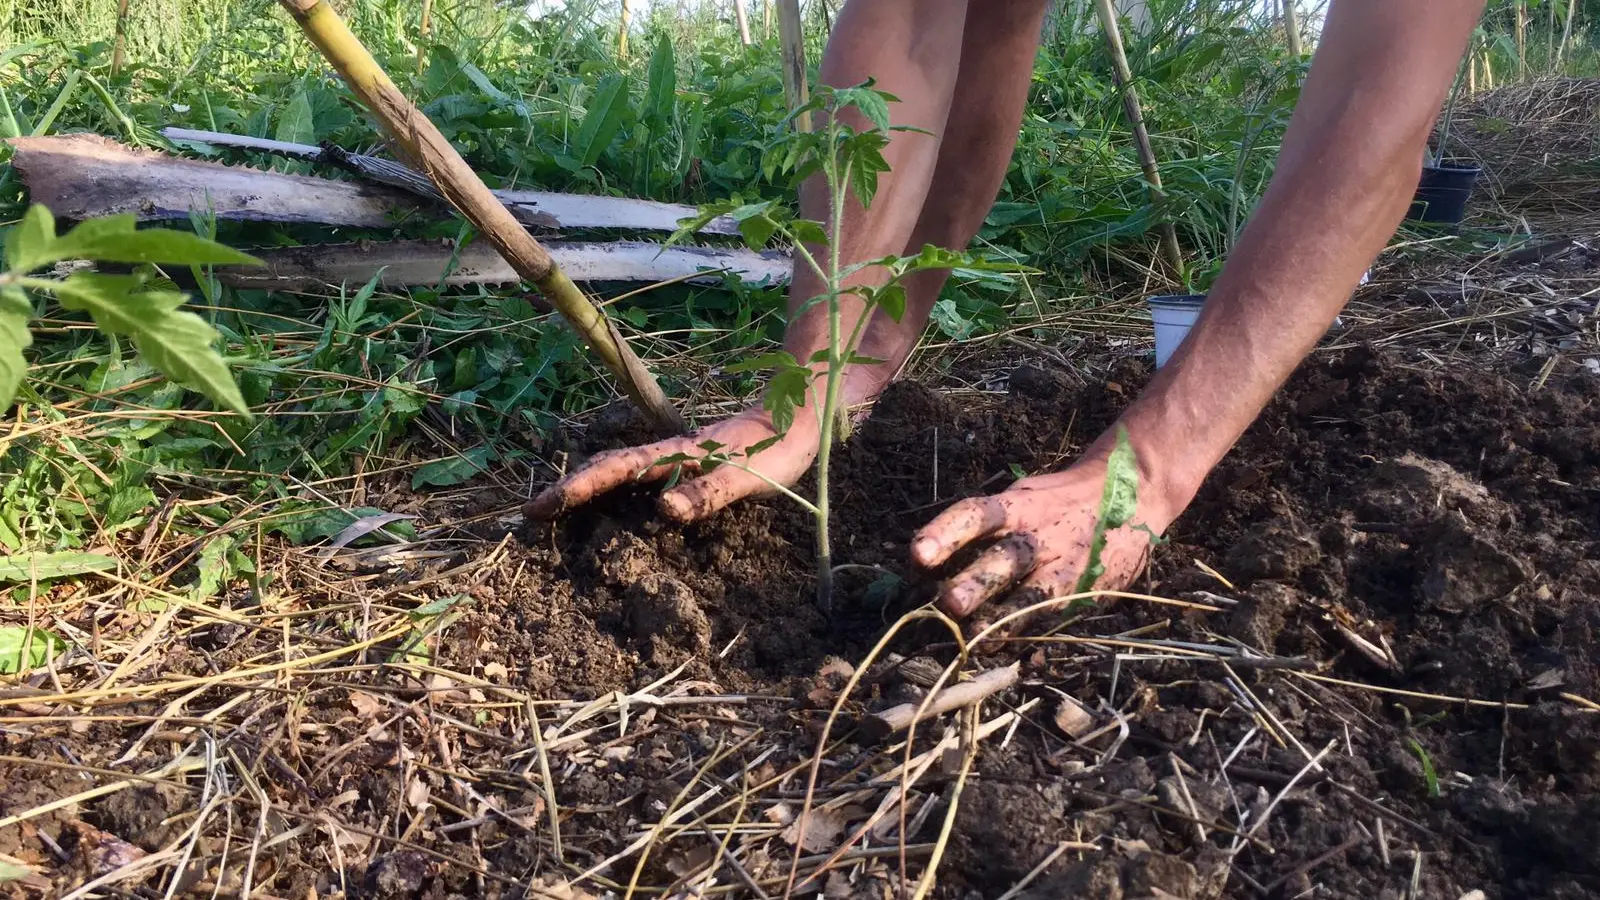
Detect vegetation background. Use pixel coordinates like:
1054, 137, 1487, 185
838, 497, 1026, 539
0, 0, 1595, 591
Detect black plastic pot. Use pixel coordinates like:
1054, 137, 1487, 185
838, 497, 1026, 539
1406, 161, 1481, 224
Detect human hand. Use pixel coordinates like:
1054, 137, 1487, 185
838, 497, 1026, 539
909, 453, 1173, 626
525, 406, 820, 524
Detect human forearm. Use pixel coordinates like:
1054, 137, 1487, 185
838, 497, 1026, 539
1109, 0, 1487, 519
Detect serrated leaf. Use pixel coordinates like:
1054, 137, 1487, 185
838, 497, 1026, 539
0, 287, 30, 411
0, 626, 66, 675
724, 350, 800, 374
642, 35, 676, 129
1100, 427, 1140, 529
3, 204, 54, 272
274, 86, 315, 146
575, 74, 630, 169
0, 551, 116, 582
875, 283, 907, 322
53, 273, 250, 416
412, 445, 495, 489
52, 215, 260, 267
0, 855, 39, 883
765, 367, 811, 434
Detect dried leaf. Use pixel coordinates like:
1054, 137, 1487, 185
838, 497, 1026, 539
824, 871, 854, 899
349, 691, 384, 718
483, 661, 509, 680
405, 776, 430, 809
782, 806, 846, 853
1053, 696, 1095, 738
69, 821, 146, 876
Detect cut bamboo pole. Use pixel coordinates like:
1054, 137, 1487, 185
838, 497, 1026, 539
1091, 0, 1185, 281
1281, 0, 1303, 58
111, 0, 131, 74
276, 0, 685, 434
734, 0, 752, 46
618, 0, 632, 59
416, 0, 433, 75
763, 0, 772, 41
777, 0, 810, 132
1515, 0, 1528, 80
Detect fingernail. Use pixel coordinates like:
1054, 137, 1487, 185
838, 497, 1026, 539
911, 538, 937, 564
659, 491, 694, 523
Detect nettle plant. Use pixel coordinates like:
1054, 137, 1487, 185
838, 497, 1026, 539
665, 83, 1022, 611
0, 204, 258, 415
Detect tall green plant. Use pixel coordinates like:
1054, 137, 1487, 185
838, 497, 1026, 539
0, 205, 258, 415
664, 84, 1017, 610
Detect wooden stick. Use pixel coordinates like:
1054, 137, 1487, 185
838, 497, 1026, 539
618, 0, 632, 59
276, 0, 684, 435
1281, 0, 1303, 58
777, 0, 810, 132
1091, 0, 1185, 281
861, 662, 1019, 740
734, 0, 752, 46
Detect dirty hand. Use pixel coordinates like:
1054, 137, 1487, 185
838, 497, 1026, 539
909, 453, 1175, 625
525, 407, 820, 524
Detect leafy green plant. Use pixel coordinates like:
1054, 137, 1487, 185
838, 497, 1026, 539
1, 204, 259, 414
664, 83, 1019, 609
0, 624, 65, 674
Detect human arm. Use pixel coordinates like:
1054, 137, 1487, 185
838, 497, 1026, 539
914, 0, 1490, 618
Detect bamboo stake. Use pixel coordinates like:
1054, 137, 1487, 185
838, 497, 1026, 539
734, 0, 752, 46
618, 0, 632, 59
1281, 0, 1303, 58
1091, 0, 1185, 281
777, 0, 810, 132
1514, 0, 1527, 79
111, 0, 131, 74
763, 0, 772, 41
277, 0, 685, 434
416, 0, 433, 76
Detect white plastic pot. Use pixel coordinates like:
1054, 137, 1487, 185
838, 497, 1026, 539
1148, 294, 1205, 368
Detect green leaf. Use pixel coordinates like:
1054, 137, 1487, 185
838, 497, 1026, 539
765, 366, 811, 433
1407, 737, 1441, 798
274, 86, 315, 147
0, 626, 66, 675
0, 551, 116, 582
575, 74, 630, 169
191, 535, 237, 600
52, 215, 260, 267
412, 445, 494, 489
874, 283, 907, 322
724, 350, 800, 374
0, 287, 30, 411
1099, 427, 1140, 529
642, 35, 677, 129
4, 204, 56, 273
411, 593, 470, 619
0, 856, 39, 883
52, 273, 250, 416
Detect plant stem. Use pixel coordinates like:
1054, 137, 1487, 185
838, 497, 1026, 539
812, 128, 850, 614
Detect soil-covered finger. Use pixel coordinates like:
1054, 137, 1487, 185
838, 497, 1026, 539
658, 464, 771, 523
525, 443, 694, 519
912, 496, 1012, 568
936, 533, 1039, 618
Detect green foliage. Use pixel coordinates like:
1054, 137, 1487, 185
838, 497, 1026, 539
0, 550, 115, 582
1406, 737, 1442, 798
0, 625, 66, 674
1, 205, 258, 415
1073, 427, 1141, 595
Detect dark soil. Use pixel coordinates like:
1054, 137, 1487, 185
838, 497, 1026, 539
4, 347, 1597, 899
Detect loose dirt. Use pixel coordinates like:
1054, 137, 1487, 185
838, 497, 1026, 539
3, 346, 1596, 899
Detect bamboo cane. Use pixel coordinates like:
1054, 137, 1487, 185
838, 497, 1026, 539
1515, 0, 1527, 80
111, 0, 131, 74
776, 0, 810, 132
618, 0, 632, 59
277, 0, 685, 434
1281, 0, 1303, 58
416, 0, 433, 76
1091, 0, 1185, 282
734, 0, 752, 46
